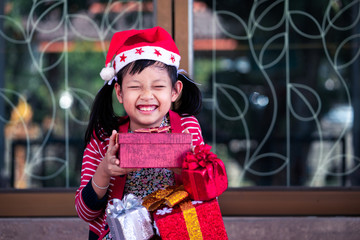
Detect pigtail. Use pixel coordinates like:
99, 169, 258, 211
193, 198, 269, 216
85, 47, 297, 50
173, 73, 202, 116
84, 82, 120, 144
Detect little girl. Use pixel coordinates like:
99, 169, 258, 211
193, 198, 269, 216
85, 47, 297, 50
75, 27, 204, 240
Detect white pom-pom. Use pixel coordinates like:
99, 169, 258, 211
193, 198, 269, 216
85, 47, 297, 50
100, 63, 115, 81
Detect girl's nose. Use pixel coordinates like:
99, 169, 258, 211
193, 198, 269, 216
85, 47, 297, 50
140, 89, 154, 100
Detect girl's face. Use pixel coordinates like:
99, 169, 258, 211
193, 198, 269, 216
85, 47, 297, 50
115, 63, 182, 131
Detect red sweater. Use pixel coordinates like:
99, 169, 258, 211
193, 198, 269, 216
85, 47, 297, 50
75, 111, 204, 239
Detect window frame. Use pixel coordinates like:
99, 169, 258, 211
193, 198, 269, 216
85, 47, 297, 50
1, 187, 359, 217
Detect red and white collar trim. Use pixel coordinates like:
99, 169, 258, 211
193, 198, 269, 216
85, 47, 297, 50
113, 46, 181, 73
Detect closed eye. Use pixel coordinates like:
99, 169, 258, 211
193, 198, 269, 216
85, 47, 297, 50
128, 86, 140, 89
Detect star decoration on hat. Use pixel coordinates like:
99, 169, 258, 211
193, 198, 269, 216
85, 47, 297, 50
154, 49, 162, 57
120, 53, 127, 62
101, 27, 181, 80
170, 54, 175, 63
135, 48, 144, 55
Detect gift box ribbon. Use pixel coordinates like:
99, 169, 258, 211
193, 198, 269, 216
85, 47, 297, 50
142, 185, 188, 211
182, 144, 227, 199
107, 194, 154, 240
143, 185, 203, 240
134, 126, 171, 133
182, 144, 218, 179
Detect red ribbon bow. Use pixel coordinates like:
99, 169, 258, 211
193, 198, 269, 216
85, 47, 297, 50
182, 144, 219, 180
134, 126, 171, 133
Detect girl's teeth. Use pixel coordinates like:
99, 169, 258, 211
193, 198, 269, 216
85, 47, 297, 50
139, 106, 155, 111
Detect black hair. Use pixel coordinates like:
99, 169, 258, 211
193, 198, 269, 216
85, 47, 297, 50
84, 60, 202, 144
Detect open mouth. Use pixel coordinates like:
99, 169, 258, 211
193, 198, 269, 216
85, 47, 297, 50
137, 105, 158, 112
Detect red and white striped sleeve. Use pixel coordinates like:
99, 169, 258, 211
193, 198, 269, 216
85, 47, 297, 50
180, 115, 204, 146
75, 134, 109, 222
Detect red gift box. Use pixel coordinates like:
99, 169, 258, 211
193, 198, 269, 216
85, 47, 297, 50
117, 133, 191, 168
182, 144, 228, 201
142, 186, 228, 240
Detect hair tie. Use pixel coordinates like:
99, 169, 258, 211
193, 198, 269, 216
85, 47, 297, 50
105, 76, 117, 86
177, 69, 201, 86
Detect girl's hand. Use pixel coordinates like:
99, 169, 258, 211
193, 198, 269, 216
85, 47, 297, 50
168, 129, 192, 175
100, 130, 137, 177
183, 128, 195, 152
92, 130, 137, 199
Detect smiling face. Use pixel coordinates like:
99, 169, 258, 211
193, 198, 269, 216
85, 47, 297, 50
115, 62, 182, 131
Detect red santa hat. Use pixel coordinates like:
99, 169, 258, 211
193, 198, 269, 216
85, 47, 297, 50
100, 26, 181, 82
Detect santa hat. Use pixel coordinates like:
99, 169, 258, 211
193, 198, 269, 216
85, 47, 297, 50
100, 27, 181, 82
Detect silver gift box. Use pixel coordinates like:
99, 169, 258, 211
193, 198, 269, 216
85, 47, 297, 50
106, 194, 154, 240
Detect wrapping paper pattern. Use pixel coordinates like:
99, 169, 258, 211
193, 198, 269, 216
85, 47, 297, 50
142, 185, 228, 240
116, 133, 192, 168
153, 198, 228, 240
106, 194, 154, 240
182, 144, 228, 201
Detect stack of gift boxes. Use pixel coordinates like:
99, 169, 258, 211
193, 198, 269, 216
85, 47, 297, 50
107, 133, 229, 240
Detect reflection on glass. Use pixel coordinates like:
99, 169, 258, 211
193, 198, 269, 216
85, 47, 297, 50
0, 1, 154, 188
193, 0, 360, 187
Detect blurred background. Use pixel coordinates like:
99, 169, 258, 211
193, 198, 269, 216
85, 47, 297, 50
0, 0, 359, 191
